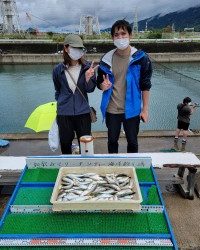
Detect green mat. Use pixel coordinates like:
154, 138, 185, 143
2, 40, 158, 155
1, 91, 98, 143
136, 169, 154, 182
22, 168, 154, 183
22, 168, 59, 182
0, 167, 175, 249
148, 186, 160, 205
13, 187, 53, 205
159, 148, 178, 152
0, 213, 168, 234
13, 185, 160, 206
141, 185, 161, 205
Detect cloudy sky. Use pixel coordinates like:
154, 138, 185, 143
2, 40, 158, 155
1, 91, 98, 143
14, 0, 199, 32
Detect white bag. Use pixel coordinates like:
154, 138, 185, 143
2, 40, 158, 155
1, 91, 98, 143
48, 119, 59, 152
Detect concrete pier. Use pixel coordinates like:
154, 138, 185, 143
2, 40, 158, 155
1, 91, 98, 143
0, 134, 200, 249
1, 52, 200, 64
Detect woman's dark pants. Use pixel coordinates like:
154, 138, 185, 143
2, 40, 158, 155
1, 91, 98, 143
57, 113, 91, 154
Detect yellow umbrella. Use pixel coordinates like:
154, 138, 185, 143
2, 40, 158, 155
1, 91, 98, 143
25, 102, 57, 132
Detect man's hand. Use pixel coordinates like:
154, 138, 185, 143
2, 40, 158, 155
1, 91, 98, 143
141, 91, 150, 123
140, 110, 149, 123
85, 61, 99, 83
100, 74, 112, 91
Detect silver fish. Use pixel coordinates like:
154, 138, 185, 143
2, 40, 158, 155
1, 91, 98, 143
102, 183, 121, 191
105, 174, 117, 184
95, 193, 113, 198
117, 189, 134, 197
81, 182, 97, 196
57, 172, 136, 203
72, 190, 83, 195
128, 179, 134, 189
117, 176, 130, 184
100, 189, 116, 195
73, 184, 89, 190
72, 196, 91, 201
63, 194, 79, 201
93, 187, 107, 194
57, 192, 67, 199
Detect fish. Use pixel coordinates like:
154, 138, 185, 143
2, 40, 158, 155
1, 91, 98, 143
81, 182, 97, 196
72, 196, 91, 201
116, 189, 135, 197
61, 177, 74, 189
102, 183, 121, 191
117, 176, 130, 184
105, 174, 118, 184
56, 172, 136, 202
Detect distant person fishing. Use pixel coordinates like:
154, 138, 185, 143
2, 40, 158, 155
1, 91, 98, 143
174, 97, 199, 151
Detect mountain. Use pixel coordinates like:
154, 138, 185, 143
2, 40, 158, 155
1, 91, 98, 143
138, 5, 200, 31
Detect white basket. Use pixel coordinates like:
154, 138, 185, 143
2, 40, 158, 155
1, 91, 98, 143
50, 166, 143, 211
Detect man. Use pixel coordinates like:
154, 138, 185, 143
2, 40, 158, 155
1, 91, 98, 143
97, 19, 152, 153
174, 97, 196, 151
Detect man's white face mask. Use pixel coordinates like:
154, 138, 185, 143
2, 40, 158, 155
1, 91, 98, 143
68, 46, 84, 60
114, 38, 130, 50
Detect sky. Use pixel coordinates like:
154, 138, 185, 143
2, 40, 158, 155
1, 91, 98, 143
13, 0, 200, 32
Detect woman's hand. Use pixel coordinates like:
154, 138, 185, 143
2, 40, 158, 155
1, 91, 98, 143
100, 74, 112, 91
85, 61, 99, 83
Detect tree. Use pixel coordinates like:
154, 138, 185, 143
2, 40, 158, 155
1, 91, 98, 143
163, 25, 172, 33
47, 31, 54, 37
147, 30, 162, 39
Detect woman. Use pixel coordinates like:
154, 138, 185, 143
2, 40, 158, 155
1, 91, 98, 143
53, 34, 97, 154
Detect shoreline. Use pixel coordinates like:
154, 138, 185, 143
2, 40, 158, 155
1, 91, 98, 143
1, 130, 200, 140
1, 52, 200, 64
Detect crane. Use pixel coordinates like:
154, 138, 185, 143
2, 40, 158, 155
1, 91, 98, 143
25, 12, 40, 35
25, 11, 54, 34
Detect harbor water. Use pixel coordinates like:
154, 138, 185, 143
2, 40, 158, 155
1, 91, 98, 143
0, 62, 200, 133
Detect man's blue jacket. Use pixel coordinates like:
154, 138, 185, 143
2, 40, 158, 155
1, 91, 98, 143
53, 62, 96, 116
97, 47, 152, 120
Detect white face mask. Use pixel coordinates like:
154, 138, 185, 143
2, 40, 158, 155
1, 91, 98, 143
68, 46, 84, 60
114, 38, 130, 50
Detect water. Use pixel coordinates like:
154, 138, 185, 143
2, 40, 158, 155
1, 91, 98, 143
0, 62, 200, 133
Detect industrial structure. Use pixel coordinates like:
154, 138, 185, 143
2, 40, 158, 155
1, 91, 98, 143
0, 0, 21, 33
133, 7, 138, 36
79, 15, 101, 36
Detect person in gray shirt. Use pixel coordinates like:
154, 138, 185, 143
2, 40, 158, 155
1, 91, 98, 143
174, 97, 196, 151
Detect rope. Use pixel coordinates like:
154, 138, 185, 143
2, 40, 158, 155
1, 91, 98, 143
150, 56, 200, 83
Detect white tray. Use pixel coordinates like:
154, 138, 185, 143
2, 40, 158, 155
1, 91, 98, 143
50, 166, 142, 211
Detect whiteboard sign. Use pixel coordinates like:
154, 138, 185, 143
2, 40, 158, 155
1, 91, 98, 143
26, 156, 151, 169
